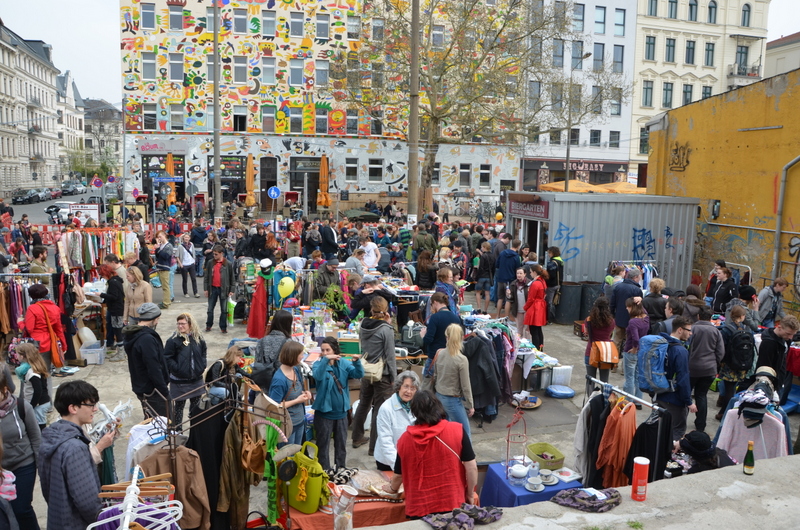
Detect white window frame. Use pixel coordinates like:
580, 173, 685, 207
143, 103, 157, 130
262, 106, 275, 132
459, 163, 471, 186
141, 3, 156, 30
372, 18, 385, 41
289, 59, 304, 86
290, 107, 302, 133
233, 56, 247, 84
479, 164, 491, 187
432, 25, 445, 48
370, 110, 383, 136
316, 109, 328, 134
346, 110, 358, 135
142, 52, 156, 80
169, 53, 183, 82
233, 9, 248, 34
345, 158, 358, 181
170, 104, 183, 131
347, 16, 361, 40
233, 105, 247, 132
262, 10, 276, 36
316, 60, 329, 87
290, 12, 304, 37
262, 57, 276, 85
168, 5, 182, 30
316, 14, 329, 39
368, 158, 383, 182
207, 56, 216, 83
206, 8, 218, 34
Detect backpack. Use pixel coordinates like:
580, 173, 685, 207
637, 335, 676, 394
724, 328, 756, 372
346, 237, 359, 258
399, 322, 424, 350
648, 319, 664, 335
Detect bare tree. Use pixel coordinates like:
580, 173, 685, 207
341, 0, 631, 213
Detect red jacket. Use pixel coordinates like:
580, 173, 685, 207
23, 300, 68, 354
523, 277, 547, 327
396, 420, 467, 517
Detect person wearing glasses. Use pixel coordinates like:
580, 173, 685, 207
39, 380, 115, 530
653, 316, 697, 442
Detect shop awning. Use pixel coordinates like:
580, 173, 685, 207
538, 180, 610, 193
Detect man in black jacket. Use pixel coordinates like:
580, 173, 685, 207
609, 268, 644, 359
123, 303, 169, 418
320, 219, 339, 261
752, 316, 800, 404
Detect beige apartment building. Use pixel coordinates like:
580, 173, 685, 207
764, 31, 800, 77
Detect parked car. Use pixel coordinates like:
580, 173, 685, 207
12, 188, 42, 204
49, 187, 63, 199
61, 182, 78, 195
44, 201, 75, 224
34, 188, 51, 202
74, 183, 87, 194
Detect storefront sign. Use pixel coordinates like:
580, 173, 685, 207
508, 193, 549, 220
137, 140, 187, 154
524, 159, 627, 173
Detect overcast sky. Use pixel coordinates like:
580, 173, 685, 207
1, 0, 798, 106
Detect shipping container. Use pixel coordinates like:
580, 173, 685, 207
506, 191, 700, 291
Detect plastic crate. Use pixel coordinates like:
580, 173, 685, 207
550, 365, 573, 387
527, 442, 565, 471
80, 341, 105, 365
573, 320, 589, 341
339, 338, 361, 356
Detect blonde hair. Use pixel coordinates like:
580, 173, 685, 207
177, 313, 202, 342
127, 266, 143, 283
222, 346, 243, 370
445, 324, 463, 357
649, 278, 665, 295
17, 343, 48, 378
124, 251, 138, 262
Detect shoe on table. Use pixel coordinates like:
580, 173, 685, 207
352, 437, 370, 449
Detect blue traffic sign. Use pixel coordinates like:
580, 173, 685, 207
267, 186, 281, 200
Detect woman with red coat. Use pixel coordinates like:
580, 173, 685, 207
523, 264, 549, 350
21, 283, 67, 372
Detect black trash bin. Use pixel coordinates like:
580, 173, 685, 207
580, 281, 604, 320
554, 282, 582, 325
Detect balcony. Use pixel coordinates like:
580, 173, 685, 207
27, 125, 42, 135
26, 97, 41, 108
30, 154, 44, 162
728, 64, 762, 89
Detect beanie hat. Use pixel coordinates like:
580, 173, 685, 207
680, 431, 715, 459
137, 302, 162, 321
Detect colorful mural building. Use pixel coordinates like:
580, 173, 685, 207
647, 67, 800, 309
119, 0, 519, 211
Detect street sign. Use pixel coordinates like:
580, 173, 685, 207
92, 178, 103, 188
132, 188, 140, 198
154, 176, 183, 182
107, 176, 116, 183
267, 186, 281, 200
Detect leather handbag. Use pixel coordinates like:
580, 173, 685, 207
589, 341, 619, 369
241, 429, 267, 475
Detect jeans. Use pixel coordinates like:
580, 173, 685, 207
180, 266, 198, 295
623, 351, 642, 399
314, 415, 348, 470
476, 212, 485, 224
690, 375, 714, 432
34, 402, 51, 426
286, 419, 306, 446
585, 364, 610, 396
9, 462, 39, 529
169, 264, 177, 302
173, 396, 201, 429
761, 318, 775, 328
352, 378, 392, 454
436, 393, 472, 439
545, 286, 559, 322
157, 270, 171, 308
206, 286, 227, 331
195, 249, 205, 277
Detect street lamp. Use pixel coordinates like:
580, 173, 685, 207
563, 51, 592, 193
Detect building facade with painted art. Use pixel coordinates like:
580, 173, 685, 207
118, 0, 518, 213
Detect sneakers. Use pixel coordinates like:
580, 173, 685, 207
352, 437, 370, 449
185, 293, 190, 298
221, 329, 228, 334
158, 303, 169, 309
108, 347, 127, 363
205, 327, 212, 332
195, 293, 200, 298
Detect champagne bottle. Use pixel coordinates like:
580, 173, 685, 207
743, 440, 755, 475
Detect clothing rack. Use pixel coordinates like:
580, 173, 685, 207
585, 375, 666, 483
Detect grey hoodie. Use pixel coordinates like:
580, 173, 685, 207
38, 419, 101, 530
359, 319, 396, 382
0, 395, 39, 471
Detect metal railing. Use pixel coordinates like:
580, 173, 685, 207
728, 64, 761, 77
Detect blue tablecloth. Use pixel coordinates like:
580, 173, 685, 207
480, 463, 583, 507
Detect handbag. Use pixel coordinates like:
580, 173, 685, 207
552, 286, 561, 306
589, 341, 619, 369
287, 442, 330, 514
38, 302, 64, 368
362, 354, 385, 383
242, 429, 266, 475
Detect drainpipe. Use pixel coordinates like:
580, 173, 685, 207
772, 155, 800, 279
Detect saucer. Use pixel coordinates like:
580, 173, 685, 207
524, 483, 545, 493
542, 477, 558, 486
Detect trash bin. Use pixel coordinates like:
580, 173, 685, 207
554, 282, 581, 325
580, 281, 604, 320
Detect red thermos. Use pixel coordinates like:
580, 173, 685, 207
631, 456, 650, 501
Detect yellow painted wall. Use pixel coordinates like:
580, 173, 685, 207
648, 69, 800, 307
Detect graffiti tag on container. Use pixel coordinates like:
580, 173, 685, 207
553, 222, 583, 261
632, 228, 656, 261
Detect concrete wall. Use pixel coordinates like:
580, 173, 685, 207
647, 68, 800, 306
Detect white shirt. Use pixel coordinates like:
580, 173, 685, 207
374, 395, 416, 468
284, 257, 307, 271
361, 242, 379, 268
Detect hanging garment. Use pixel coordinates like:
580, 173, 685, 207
187, 401, 230, 530
139, 445, 211, 530
716, 408, 787, 462
0, 284, 11, 334
246, 276, 268, 340
622, 411, 674, 483
217, 410, 262, 530
573, 392, 607, 481
596, 399, 637, 488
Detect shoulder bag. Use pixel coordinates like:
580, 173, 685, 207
362, 351, 385, 384
38, 303, 64, 368
587, 318, 619, 369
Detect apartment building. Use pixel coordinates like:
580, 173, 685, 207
629, 0, 770, 185
118, 0, 519, 211
0, 20, 61, 193
84, 99, 123, 176
764, 31, 800, 77
56, 70, 85, 182
522, 0, 638, 190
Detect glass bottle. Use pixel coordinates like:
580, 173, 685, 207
743, 440, 755, 475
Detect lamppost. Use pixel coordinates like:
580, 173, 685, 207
563, 51, 592, 193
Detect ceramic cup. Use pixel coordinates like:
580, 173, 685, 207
527, 476, 543, 487
539, 469, 553, 482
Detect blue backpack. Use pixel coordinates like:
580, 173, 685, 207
637, 335, 676, 394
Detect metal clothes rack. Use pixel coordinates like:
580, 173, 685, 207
585, 375, 666, 483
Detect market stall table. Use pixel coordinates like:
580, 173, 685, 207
480, 463, 582, 507
290, 498, 407, 530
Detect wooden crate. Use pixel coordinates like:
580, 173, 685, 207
573, 320, 589, 341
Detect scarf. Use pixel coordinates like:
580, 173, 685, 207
14, 363, 30, 380
0, 392, 15, 419
396, 392, 411, 413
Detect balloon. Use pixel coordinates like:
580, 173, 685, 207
277, 277, 295, 299
495, 212, 504, 221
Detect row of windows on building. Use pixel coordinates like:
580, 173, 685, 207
644, 36, 749, 68
528, 82, 624, 117
641, 80, 712, 109
528, 128, 624, 149
552, 41, 626, 73
0, 47, 56, 87
84, 138, 120, 152
647, 0, 752, 28
571, 5, 628, 36
139, 4, 384, 42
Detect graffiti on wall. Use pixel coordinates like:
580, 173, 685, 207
790, 236, 800, 300
553, 222, 584, 261
669, 142, 691, 172
632, 228, 656, 261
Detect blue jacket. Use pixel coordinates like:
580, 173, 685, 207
495, 248, 521, 283
423, 309, 462, 358
610, 278, 643, 328
655, 333, 693, 407
312, 358, 364, 419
